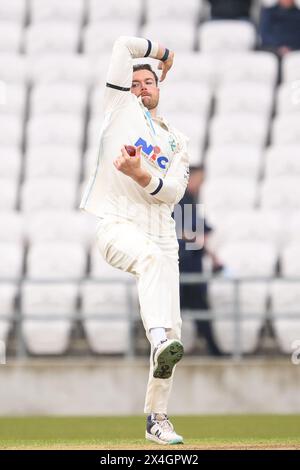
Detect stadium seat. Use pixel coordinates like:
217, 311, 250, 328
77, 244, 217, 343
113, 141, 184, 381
284, 211, 300, 245
0, 0, 27, 24
146, 0, 201, 23
270, 281, 300, 354
276, 82, 300, 115
209, 281, 268, 354
142, 20, 196, 52
159, 82, 212, 117
26, 114, 84, 147
0, 243, 23, 279
260, 177, 300, 210
21, 178, 77, 212
27, 242, 86, 280
31, 82, 87, 116
83, 147, 98, 179
22, 282, 78, 354
216, 82, 273, 117
202, 178, 257, 213
0, 22, 22, 53
25, 22, 80, 55
218, 241, 277, 278
165, 53, 216, 87
199, 21, 256, 53
209, 210, 283, 251
83, 21, 138, 56
282, 51, 300, 84
0, 54, 28, 83
218, 52, 278, 87
0, 147, 22, 179
88, 0, 142, 23
81, 280, 133, 354
29, 54, 92, 85
30, 0, 85, 24
205, 145, 262, 180
281, 243, 300, 277
89, 86, 105, 118
0, 283, 17, 343
0, 115, 23, 147
209, 113, 269, 147
271, 115, 300, 145
180, 318, 198, 354
0, 179, 18, 210
0, 83, 27, 116
25, 146, 81, 179
0, 211, 24, 243
265, 146, 300, 178
87, 116, 105, 148
26, 210, 96, 247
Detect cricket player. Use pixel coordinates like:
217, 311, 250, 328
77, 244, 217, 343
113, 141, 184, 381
80, 36, 189, 445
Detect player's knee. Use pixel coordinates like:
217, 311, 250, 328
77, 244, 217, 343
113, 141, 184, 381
139, 248, 164, 271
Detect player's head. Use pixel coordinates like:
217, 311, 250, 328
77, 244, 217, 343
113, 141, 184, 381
131, 64, 159, 111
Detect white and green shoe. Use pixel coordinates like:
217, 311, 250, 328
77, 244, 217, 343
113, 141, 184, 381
146, 413, 183, 445
152, 339, 184, 379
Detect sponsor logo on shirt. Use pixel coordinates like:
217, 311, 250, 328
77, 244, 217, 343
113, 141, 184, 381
134, 137, 169, 172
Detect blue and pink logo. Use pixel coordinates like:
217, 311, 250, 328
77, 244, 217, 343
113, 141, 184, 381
134, 137, 169, 170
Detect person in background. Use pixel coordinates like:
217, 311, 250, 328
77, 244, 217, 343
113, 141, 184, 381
207, 0, 254, 20
176, 166, 223, 356
259, 0, 300, 57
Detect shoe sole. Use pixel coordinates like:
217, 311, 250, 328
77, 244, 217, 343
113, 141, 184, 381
153, 340, 184, 379
145, 431, 183, 445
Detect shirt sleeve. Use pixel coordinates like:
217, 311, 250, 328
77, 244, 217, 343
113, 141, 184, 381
103, 36, 159, 113
143, 133, 190, 205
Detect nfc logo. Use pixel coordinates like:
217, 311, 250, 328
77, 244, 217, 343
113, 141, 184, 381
134, 137, 169, 170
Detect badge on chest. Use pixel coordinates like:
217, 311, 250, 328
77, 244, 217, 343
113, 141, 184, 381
134, 137, 170, 174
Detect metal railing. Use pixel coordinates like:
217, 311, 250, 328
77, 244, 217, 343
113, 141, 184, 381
1, 274, 300, 359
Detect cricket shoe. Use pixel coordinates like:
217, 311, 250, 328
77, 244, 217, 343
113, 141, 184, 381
152, 339, 184, 379
146, 413, 183, 445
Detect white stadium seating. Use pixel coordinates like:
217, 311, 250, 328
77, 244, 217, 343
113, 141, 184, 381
0, 243, 23, 279
209, 113, 269, 147
265, 146, 300, 178
0, 83, 27, 116
209, 281, 268, 354
83, 21, 138, 56
202, 178, 257, 213
21, 177, 77, 212
27, 242, 86, 280
25, 22, 80, 55
0, 179, 19, 210
31, 82, 87, 116
282, 51, 300, 84
0, 22, 23, 53
216, 82, 273, 116
199, 20, 256, 53
30, 0, 85, 24
0, 54, 28, 83
142, 21, 196, 52
260, 177, 300, 210
29, 54, 92, 85
0, 211, 24, 243
26, 114, 84, 147
0, 283, 17, 343
281, 243, 300, 277
0, 147, 22, 179
0, 0, 27, 24
276, 82, 300, 115
271, 281, 300, 354
146, 0, 201, 23
25, 146, 81, 179
88, 0, 142, 23
205, 145, 262, 180
22, 282, 78, 354
271, 115, 300, 145
159, 82, 212, 117
0, 115, 23, 147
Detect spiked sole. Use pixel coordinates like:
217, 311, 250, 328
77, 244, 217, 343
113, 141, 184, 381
153, 340, 184, 379
145, 431, 183, 445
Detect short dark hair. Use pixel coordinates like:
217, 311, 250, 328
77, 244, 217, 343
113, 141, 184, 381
132, 64, 158, 86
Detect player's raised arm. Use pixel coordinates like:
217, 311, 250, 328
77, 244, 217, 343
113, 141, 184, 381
104, 36, 174, 113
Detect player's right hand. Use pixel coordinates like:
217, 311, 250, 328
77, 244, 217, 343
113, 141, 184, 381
158, 51, 174, 82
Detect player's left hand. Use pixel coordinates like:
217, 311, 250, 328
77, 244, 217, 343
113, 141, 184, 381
113, 145, 142, 177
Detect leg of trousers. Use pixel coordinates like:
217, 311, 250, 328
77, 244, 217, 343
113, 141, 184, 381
96, 218, 182, 414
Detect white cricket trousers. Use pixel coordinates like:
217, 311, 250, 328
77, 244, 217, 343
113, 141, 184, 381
96, 217, 182, 414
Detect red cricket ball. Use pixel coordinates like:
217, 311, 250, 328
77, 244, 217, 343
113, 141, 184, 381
125, 145, 136, 157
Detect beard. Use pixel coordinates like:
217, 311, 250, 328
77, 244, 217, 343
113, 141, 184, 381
141, 95, 159, 110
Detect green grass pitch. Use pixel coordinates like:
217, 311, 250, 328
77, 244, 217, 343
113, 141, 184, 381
0, 415, 299, 449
